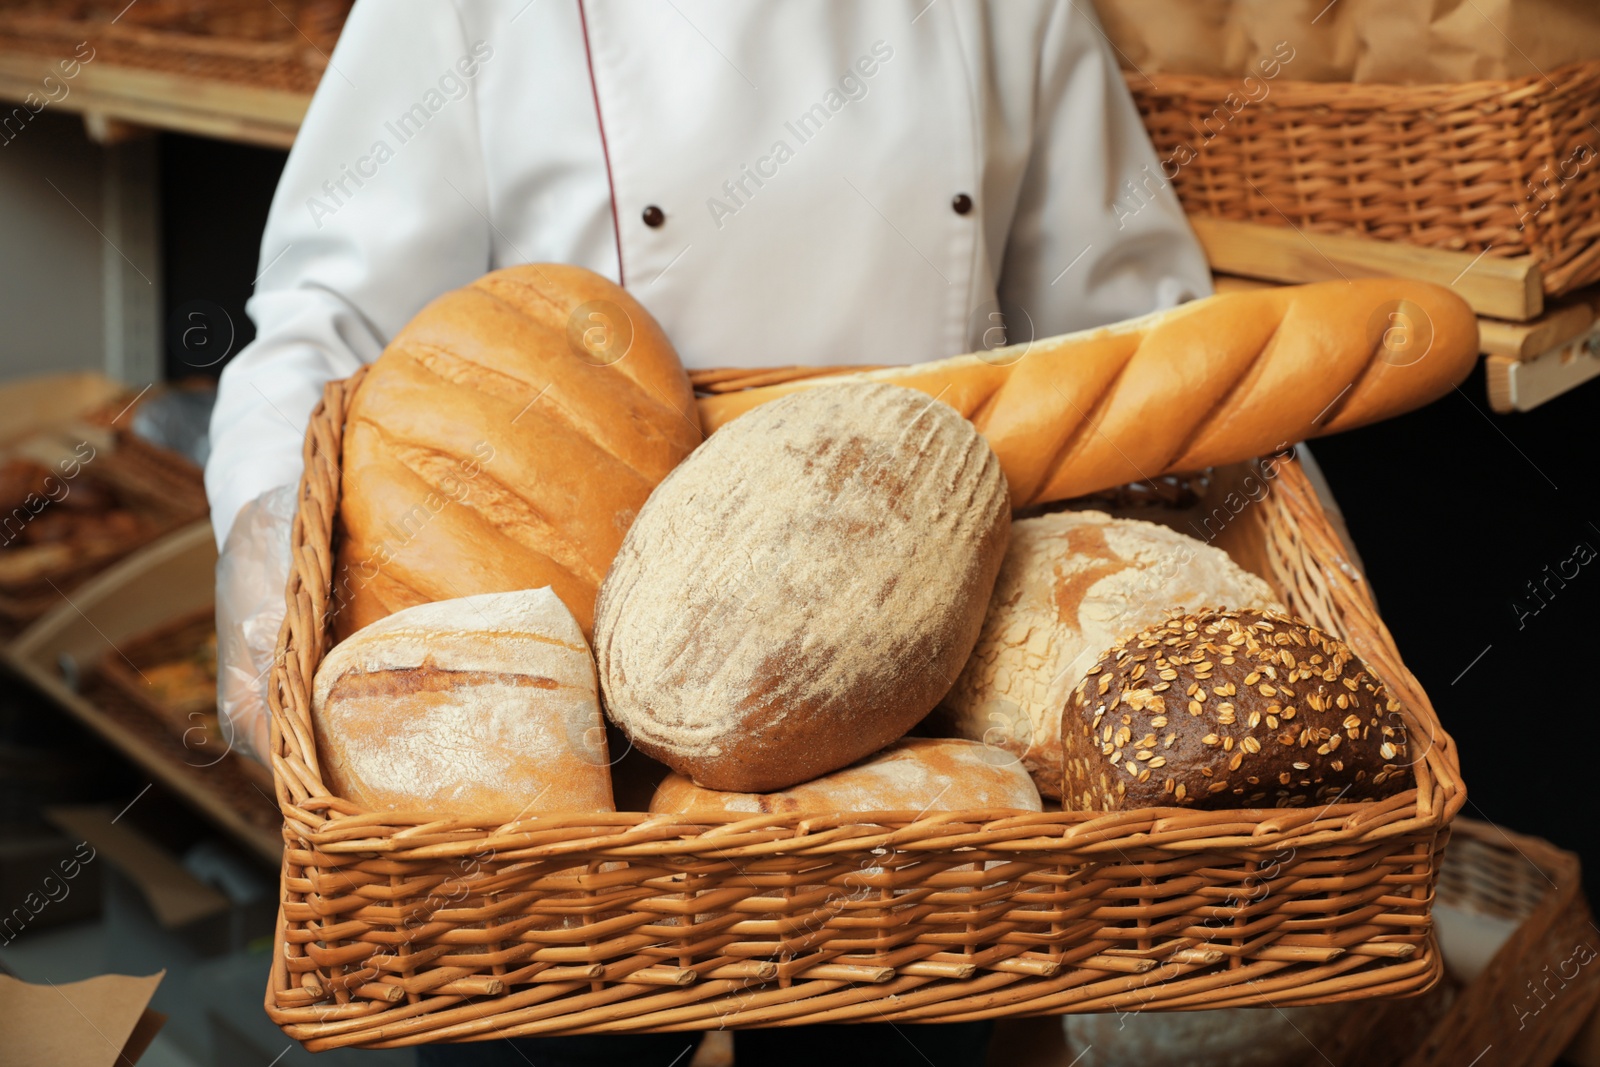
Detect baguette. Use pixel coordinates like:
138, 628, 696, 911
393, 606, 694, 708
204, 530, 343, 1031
696, 279, 1477, 507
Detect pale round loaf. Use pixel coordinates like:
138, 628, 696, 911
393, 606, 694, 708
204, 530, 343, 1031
929, 510, 1282, 797
311, 587, 613, 821
594, 382, 1011, 793
649, 738, 1042, 815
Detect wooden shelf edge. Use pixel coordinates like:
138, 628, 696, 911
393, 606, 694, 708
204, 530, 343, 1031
1485, 328, 1600, 413
1192, 216, 1544, 322
0, 52, 308, 149
4, 521, 282, 865
1, 652, 283, 864
1478, 285, 1600, 360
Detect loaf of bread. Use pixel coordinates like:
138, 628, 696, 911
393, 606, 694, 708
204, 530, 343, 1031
311, 587, 613, 821
930, 510, 1283, 797
334, 264, 700, 641
697, 279, 1478, 507
649, 738, 1041, 815
595, 382, 1010, 793
1061, 609, 1410, 810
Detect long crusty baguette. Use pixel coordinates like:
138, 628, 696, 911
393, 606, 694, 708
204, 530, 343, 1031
697, 279, 1477, 507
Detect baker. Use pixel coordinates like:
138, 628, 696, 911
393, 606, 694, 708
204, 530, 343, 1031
209, 2, 1208, 1063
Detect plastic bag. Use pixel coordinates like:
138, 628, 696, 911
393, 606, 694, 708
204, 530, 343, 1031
215, 483, 297, 764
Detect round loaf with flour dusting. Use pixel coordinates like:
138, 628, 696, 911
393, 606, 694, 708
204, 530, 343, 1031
594, 382, 1010, 793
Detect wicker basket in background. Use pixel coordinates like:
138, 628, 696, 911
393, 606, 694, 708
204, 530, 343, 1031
1129, 61, 1600, 296
263, 366, 1465, 1050
0, 0, 351, 94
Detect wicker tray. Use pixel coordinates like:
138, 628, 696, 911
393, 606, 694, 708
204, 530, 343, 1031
1402, 820, 1600, 1067
1130, 61, 1600, 297
0, 0, 350, 94
265, 367, 1465, 1050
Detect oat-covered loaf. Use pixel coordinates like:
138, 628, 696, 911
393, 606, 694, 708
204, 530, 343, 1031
1061, 609, 1411, 811
595, 382, 1010, 794
930, 510, 1282, 797
649, 738, 1041, 816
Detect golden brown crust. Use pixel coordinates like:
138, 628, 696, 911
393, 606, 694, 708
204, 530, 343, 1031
312, 588, 615, 823
1060, 608, 1411, 811
696, 279, 1479, 507
649, 738, 1042, 815
334, 264, 699, 640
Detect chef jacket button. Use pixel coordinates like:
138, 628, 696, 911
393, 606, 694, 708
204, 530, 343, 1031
952, 193, 973, 215
642, 205, 666, 228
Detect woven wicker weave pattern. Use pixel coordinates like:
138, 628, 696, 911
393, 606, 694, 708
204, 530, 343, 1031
1130, 62, 1600, 296
265, 368, 1465, 1050
0, 0, 350, 94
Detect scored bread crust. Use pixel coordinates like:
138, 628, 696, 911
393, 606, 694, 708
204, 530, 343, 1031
595, 383, 1011, 794
311, 588, 614, 821
649, 738, 1042, 815
334, 264, 700, 640
697, 278, 1479, 507
930, 510, 1283, 798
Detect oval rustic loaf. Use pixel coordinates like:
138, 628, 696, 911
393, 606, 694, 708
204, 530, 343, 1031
594, 383, 1011, 793
333, 264, 700, 641
931, 510, 1283, 798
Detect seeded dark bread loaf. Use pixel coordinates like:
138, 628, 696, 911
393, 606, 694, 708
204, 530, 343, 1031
649, 738, 1041, 816
930, 510, 1283, 797
1061, 609, 1410, 810
595, 382, 1010, 794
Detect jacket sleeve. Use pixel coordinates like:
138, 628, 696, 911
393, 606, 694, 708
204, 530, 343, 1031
205, 0, 493, 546
997, 0, 1211, 338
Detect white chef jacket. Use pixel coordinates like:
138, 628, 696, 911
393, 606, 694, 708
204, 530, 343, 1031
207, 0, 1210, 547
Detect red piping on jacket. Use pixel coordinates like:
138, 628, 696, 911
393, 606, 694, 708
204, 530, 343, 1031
577, 0, 626, 286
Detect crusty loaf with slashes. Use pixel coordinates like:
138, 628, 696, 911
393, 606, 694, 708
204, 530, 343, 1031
333, 264, 699, 641
312, 588, 614, 822
649, 738, 1041, 816
595, 383, 1010, 794
697, 279, 1478, 507
930, 510, 1283, 798
1061, 609, 1410, 811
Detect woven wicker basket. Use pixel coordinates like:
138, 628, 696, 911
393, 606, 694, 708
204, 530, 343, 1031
1129, 62, 1600, 296
265, 366, 1466, 1051
0, 0, 350, 94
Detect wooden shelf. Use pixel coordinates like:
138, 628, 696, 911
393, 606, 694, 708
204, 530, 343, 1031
1192, 216, 1545, 322
3, 522, 282, 865
0, 52, 308, 149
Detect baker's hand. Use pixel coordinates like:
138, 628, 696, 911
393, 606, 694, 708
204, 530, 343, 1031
215, 484, 297, 764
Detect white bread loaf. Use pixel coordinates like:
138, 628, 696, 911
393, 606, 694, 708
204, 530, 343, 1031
929, 510, 1282, 797
311, 588, 613, 821
595, 382, 1011, 794
649, 738, 1041, 815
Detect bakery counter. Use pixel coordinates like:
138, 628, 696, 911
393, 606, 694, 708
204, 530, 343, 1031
2, 521, 282, 865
